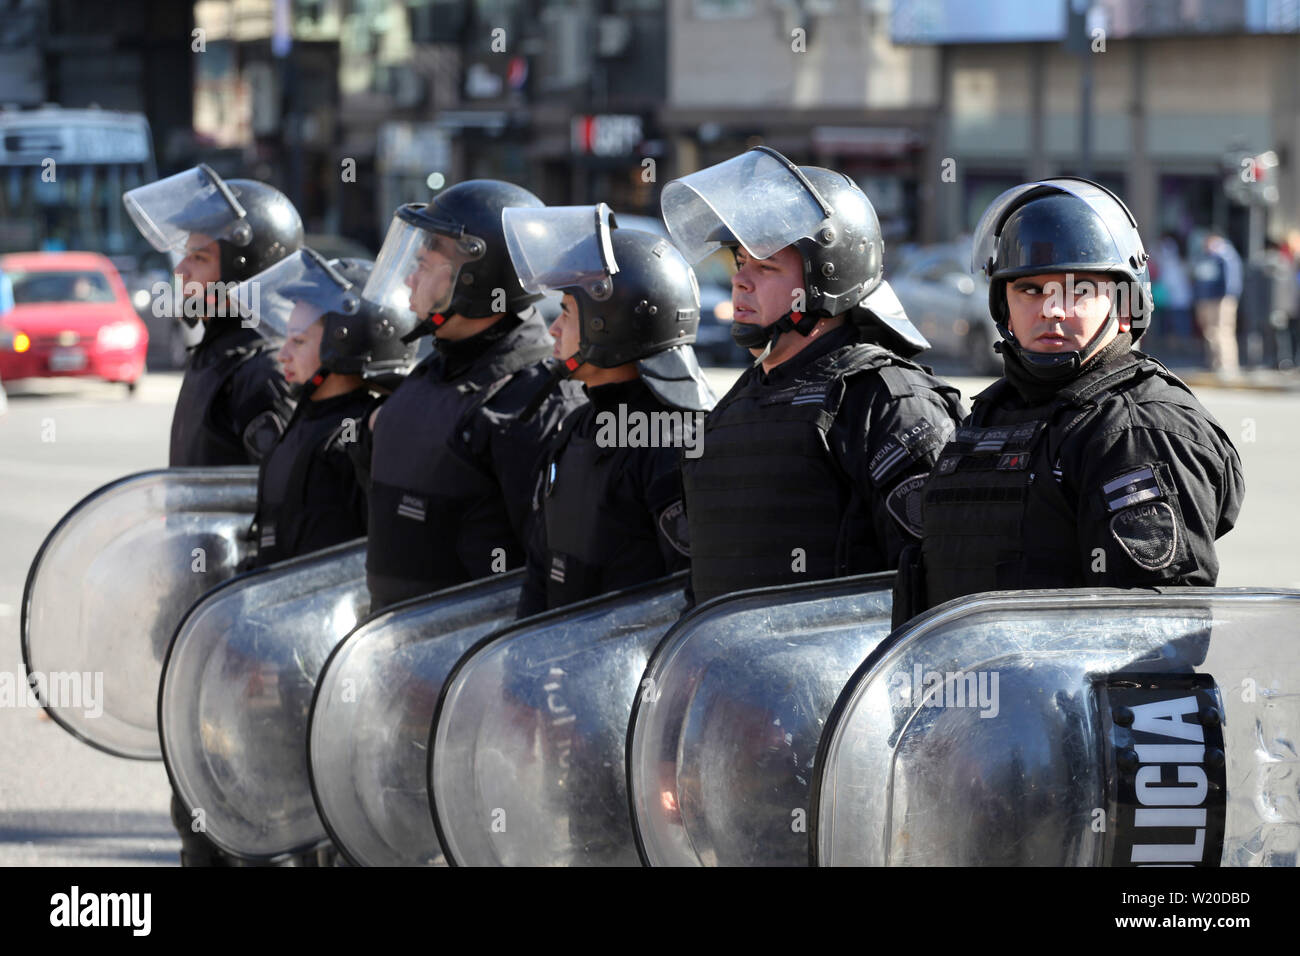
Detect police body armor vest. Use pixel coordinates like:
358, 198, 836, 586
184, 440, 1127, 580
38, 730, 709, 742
366, 322, 553, 611
919, 352, 1171, 609
539, 398, 682, 610
169, 325, 281, 467
253, 389, 373, 567
683, 342, 920, 606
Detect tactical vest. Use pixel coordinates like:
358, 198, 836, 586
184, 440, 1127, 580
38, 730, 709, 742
169, 328, 281, 467
252, 390, 372, 567
366, 327, 553, 611
683, 342, 922, 605
539, 400, 685, 610
919, 353, 1166, 609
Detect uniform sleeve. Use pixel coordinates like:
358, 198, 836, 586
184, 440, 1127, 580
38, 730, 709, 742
227, 351, 296, 463
1064, 403, 1244, 588
629, 443, 692, 575
831, 369, 966, 568
516, 450, 553, 619
343, 393, 386, 492
295, 443, 370, 556
484, 376, 587, 549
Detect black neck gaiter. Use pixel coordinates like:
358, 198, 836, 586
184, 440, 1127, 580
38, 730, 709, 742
1001, 331, 1135, 405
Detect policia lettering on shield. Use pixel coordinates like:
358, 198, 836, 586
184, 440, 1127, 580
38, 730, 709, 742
123, 165, 300, 466
350, 181, 587, 612
660, 147, 965, 605
893, 178, 1246, 627
501, 204, 717, 617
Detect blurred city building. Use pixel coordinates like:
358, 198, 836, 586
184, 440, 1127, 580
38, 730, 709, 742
2, 0, 1298, 260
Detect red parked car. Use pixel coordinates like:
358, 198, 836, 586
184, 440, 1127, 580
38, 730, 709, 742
0, 252, 149, 392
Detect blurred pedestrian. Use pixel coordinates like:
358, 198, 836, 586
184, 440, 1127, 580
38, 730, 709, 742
1192, 230, 1243, 376
1149, 232, 1194, 358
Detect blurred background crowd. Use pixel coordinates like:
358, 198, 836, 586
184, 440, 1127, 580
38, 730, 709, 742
1, 0, 1299, 376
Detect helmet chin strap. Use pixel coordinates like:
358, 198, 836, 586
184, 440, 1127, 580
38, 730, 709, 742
731, 309, 820, 366
400, 310, 450, 344
997, 311, 1120, 384
293, 366, 329, 400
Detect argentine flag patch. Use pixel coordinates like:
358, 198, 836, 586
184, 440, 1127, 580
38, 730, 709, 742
1102, 465, 1163, 512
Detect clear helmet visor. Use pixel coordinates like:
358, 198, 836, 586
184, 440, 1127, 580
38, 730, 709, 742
123, 165, 252, 256
501, 203, 619, 300
363, 208, 484, 320
971, 178, 1146, 278
660, 148, 829, 264
235, 249, 361, 338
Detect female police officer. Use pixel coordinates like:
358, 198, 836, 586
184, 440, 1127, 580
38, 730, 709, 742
500, 204, 716, 616
893, 177, 1245, 626
236, 251, 417, 569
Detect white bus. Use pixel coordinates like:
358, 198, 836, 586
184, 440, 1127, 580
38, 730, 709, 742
0, 106, 157, 257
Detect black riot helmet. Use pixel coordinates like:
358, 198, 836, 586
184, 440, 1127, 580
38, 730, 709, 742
364, 180, 546, 338
661, 146, 928, 359
235, 249, 417, 397
502, 203, 716, 412
973, 177, 1152, 382
124, 164, 304, 284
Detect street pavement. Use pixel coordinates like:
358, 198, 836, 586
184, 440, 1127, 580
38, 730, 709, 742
1, 362, 1297, 865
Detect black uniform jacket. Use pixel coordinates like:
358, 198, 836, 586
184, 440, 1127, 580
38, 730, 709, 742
169, 318, 295, 467
518, 376, 694, 618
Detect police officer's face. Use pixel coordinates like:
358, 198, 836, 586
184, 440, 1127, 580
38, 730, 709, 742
1005, 271, 1132, 354
278, 301, 324, 385
405, 237, 458, 319
175, 234, 221, 288
731, 245, 806, 332
549, 294, 586, 375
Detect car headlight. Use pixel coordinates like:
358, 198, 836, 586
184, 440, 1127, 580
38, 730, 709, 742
12, 331, 30, 353
132, 288, 152, 310
713, 300, 734, 322
97, 321, 141, 351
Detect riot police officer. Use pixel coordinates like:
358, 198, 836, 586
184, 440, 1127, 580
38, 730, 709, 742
355, 181, 587, 611
501, 204, 717, 617
124, 164, 301, 466
239, 252, 417, 568
660, 147, 965, 605
164, 252, 415, 867
893, 177, 1246, 627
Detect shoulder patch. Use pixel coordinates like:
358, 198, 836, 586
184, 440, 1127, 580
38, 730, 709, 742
657, 499, 691, 557
869, 418, 952, 485
884, 473, 928, 538
1110, 501, 1178, 571
1102, 464, 1166, 512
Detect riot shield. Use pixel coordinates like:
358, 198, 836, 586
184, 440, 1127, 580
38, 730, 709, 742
812, 587, 1300, 867
307, 571, 524, 867
159, 539, 369, 863
22, 468, 258, 759
430, 573, 689, 867
627, 572, 895, 866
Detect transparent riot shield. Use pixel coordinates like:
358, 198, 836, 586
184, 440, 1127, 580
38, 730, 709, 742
431, 573, 689, 867
627, 572, 895, 866
159, 539, 369, 862
307, 571, 524, 867
813, 587, 1300, 867
21, 468, 258, 759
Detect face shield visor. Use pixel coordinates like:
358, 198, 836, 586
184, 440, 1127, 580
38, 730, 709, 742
235, 248, 361, 338
660, 147, 831, 265
123, 164, 253, 257
501, 203, 619, 301
364, 204, 486, 323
